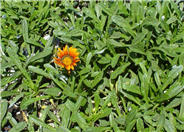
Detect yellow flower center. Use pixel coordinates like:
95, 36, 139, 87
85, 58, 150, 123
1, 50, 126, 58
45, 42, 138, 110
62, 56, 72, 66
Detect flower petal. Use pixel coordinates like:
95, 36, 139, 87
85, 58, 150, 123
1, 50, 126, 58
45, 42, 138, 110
69, 47, 76, 56
57, 48, 64, 58
73, 52, 79, 57
54, 57, 60, 61
72, 63, 77, 66
71, 65, 74, 70
54, 61, 64, 68
74, 59, 80, 62
65, 65, 70, 71
63, 45, 68, 55
73, 57, 79, 60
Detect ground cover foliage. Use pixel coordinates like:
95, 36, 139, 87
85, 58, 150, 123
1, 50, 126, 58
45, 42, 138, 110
1, 0, 184, 132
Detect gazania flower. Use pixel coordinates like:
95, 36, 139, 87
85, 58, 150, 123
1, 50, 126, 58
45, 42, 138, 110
54, 45, 80, 73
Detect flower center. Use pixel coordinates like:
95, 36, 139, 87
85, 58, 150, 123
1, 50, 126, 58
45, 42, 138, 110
62, 56, 72, 66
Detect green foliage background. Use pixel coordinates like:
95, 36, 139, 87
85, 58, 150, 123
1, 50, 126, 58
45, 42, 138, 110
1, 0, 184, 132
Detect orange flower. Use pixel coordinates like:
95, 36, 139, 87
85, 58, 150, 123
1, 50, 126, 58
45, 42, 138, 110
54, 45, 80, 73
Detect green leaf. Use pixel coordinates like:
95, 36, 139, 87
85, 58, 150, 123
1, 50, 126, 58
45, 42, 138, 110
162, 65, 183, 91
44, 63, 59, 75
179, 95, 184, 121
30, 115, 56, 131
99, 3, 113, 16
111, 62, 130, 79
40, 106, 50, 122
117, 76, 141, 95
75, 96, 86, 111
165, 97, 181, 109
110, 90, 121, 116
59, 105, 71, 128
126, 109, 137, 126
28, 46, 53, 64
20, 96, 50, 110
108, 39, 128, 47
136, 118, 144, 132
110, 32, 122, 39
157, 114, 165, 131
154, 72, 161, 87
27, 118, 34, 132
109, 113, 120, 132
56, 127, 71, 132
44, 87, 61, 96
143, 16, 160, 27
71, 112, 89, 130
9, 93, 24, 108
89, 107, 112, 123
48, 110, 61, 125
166, 16, 178, 25
99, 120, 110, 127
168, 65, 183, 79
111, 54, 120, 68
132, 28, 148, 45
111, 15, 136, 37
0, 100, 8, 123
9, 122, 27, 132
91, 71, 103, 88
49, 74, 67, 91
1, 71, 21, 86
157, 82, 184, 102
84, 126, 111, 132
176, 124, 184, 130
94, 40, 106, 50
79, 66, 91, 76
95, 4, 101, 19
86, 52, 93, 66
120, 90, 141, 105
7, 47, 34, 90
65, 99, 76, 112
98, 57, 110, 64
164, 119, 176, 132
63, 88, 77, 98
28, 66, 50, 78
22, 19, 28, 41
45, 36, 54, 47
6, 112, 17, 127
126, 120, 136, 132
94, 93, 101, 112
1, 91, 19, 97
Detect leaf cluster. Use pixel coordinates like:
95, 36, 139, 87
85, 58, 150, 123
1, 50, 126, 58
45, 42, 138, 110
1, 1, 184, 132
